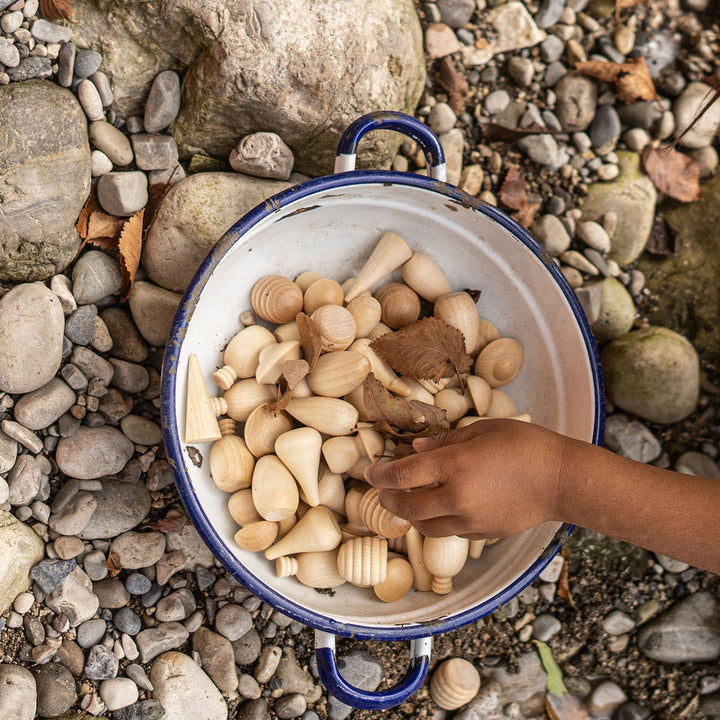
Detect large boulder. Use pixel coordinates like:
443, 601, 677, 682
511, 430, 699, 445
0, 511, 45, 616
71, 0, 426, 176
0, 81, 91, 282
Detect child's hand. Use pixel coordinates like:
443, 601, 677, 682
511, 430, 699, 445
363, 419, 568, 540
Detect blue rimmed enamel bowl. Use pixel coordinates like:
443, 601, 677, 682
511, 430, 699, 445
161, 112, 605, 710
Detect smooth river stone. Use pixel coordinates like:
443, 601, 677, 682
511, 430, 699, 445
55, 426, 134, 479
12, 377, 76, 431
0, 664, 37, 720
79, 479, 152, 539
0, 511, 45, 615
0, 282, 65, 394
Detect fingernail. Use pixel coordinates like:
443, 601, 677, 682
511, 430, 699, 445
413, 437, 429, 449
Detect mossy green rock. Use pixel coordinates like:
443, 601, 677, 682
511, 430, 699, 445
588, 277, 636, 345
637, 171, 720, 366
601, 326, 700, 424
579, 152, 657, 268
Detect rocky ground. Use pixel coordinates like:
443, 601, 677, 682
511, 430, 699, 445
0, 0, 719, 719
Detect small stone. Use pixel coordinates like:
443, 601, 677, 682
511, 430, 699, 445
77, 617, 107, 648
89, 120, 134, 166
590, 105, 621, 155
275, 647, 315, 698
1, 11, 23, 34
30, 18, 72, 43
30, 558, 77, 594
126, 663, 154, 692
125, 572, 152, 596
233, 627, 262, 666
0, 40, 20, 68
79, 480, 151, 540
238, 673, 261, 699
48, 491, 97, 536
276, 694, 307, 719
55, 425, 134, 480
84, 548, 109, 581
229, 132, 295, 180
137, 623, 190, 664
45, 566, 99, 627
236, 699, 270, 720
517, 134, 559, 166
77, 79, 105, 121
113, 531, 166, 569
327, 650, 383, 720
126, 115, 145, 133
603, 414, 661, 463
57, 40, 75, 86
64, 304, 97, 345
156, 588, 196, 622
97, 171, 149, 217
586, 680, 628, 716
0, 664, 36, 720
425, 22, 462, 59
13, 591, 34, 614
131, 133, 179, 171
74, 49, 102, 78
113, 699, 166, 720
100, 307, 149, 362
114, 607, 142, 635
485, 90, 511, 116
531, 214, 571, 256
90, 70, 114, 106
675, 451, 720, 478
193, 626, 238, 694
576, 220, 611, 253
555, 72, 597, 131
91, 149, 114, 177
128, 281, 182, 347
255, 644, 283, 684
72, 250, 122, 304
436, 0, 475, 28
623, 127, 651, 152
427, 102, 457, 135
531, 613, 562, 641
215, 603, 253, 641
656, 554, 690, 573
144, 70, 181, 132
85, 643, 120, 681
541, 34, 565, 62
507, 56, 534, 87
603, 610, 635, 635
53, 535, 85, 560
100, 677, 139, 711
70, 346, 115, 386
536, 0, 565, 28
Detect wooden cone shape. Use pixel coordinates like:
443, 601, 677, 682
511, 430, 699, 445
430, 658, 481, 710
423, 535, 469, 595
251, 455, 299, 522
264, 505, 342, 560
344, 231, 413, 303
276, 550, 346, 589
185, 354, 222, 443
274, 427, 323, 507
469, 539, 487, 559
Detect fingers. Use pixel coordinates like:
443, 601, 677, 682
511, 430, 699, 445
411, 516, 476, 538
412, 421, 490, 453
364, 449, 447, 490
377, 486, 449, 522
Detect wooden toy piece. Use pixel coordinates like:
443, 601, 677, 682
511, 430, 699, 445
322, 436, 362, 475
317, 469, 346, 516
359, 487, 412, 539
484, 389, 517, 418
250, 274, 304, 324
251, 454, 299, 522
273, 321, 301, 343
476, 317, 500, 354
433, 291, 479, 354
303, 278, 345, 315
416, 377, 450, 395
387, 535, 408, 555
185, 354, 222, 444
456, 413, 531, 428
224, 378, 276, 422
274, 427, 323, 507
343, 231, 413, 303
469, 539, 487, 560
466, 375, 493, 417
213, 325, 277, 390
264, 505, 342, 560
233, 520, 278, 552
422, 535, 470, 595
474, 337, 524, 388
342, 487, 373, 537
400, 252, 452, 303
373, 556, 414, 603
294, 270, 324, 293
405, 526, 433, 592
256, 340, 301, 384
366, 321, 393, 340
310, 304, 357, 352
349, 337, 411, 397
275, 549, 346, 589
306, 350, 370, 398
337, 536, 388, 586
345, 295, 382, 339
374, 282, 421, 329
343, 384, 370, 422
228, 488, 263, 527
399, 377, 436, 405
434, 388, 473, 424
278, 514, 297, 538
286, 397, 359, 436
430, 657, 481, 710
209, 419, 255, 492
243, 404, 293, 458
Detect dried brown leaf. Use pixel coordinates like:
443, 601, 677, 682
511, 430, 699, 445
296, 312, 322, 371
39, 0, 73, 21
642, 145, 701, 203
645, 214, 677, 256
512, 201, 541, 229
500, 166, 527, 211
143, 182, 172, 237
576, 58, 657, 103
555, 550, 574, 606
119, 209, 144, 302
267, 359, 310, 413
370, 317, 472, 382
478, 122, 556, 142
151, 508, 187, 533
437, 56, 470, 114
86, 210, 124, 248
103, 549, 123, 578
76, 188, 100, 240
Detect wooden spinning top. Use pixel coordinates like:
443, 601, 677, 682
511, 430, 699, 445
358, 487, 411, 539
423, 535, 469, 595
337, 536, 388, 586
429, 657, 481, 710
275, 549, 346, 589
264, 505, 342, 560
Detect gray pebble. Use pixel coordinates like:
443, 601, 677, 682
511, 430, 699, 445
100, 307, 149, 363
485, 89, 510, 115
33, 662, 76, 718
590, 104, 621, 155
30, 558, 77, 594
90, 70, 113, 106
84, 548, 109, 581
131, 133, 179, 171
77, 617, 107, 648
233, 627, 262, 665
30, 18, 72, 43
71, 346, 114, 385
634, 29, 679, 79
119, 414, 161, 446
79, 479, 151, 540
507, 56, 534, 87
141, 582, 163, 608
112, 699, 166, 720
2, 420, 43, 453
544, 61, 567, 88
55, 425, 133, 480
57, 40, 75, 87
125, 663, 154, 692
618, 100, 662, 130
48, 491, 97, 536
536, 0, 565, 28
517, 134, 559, 166
59, 365, 88, 393
125, 572, 153, 596
603, 610, 636, 635
97, 171, 149, 217
113, 530, 166, 569
0, 41, 20, 68
236, 699, 271, 720
89, 120, 134, 166
215, 602, 253, 641
576, 221, 611, 253
85, 643, 120, 680
255, 644, 283, 684
23, 0, 40, 15
427, 102, 457, 135
14, 378, 75, 431
276, 694, 307, 719
156, 588, 196, 622
436, 0, 475, 27
586, 680, 628, 716
126, 115, 145, 133
72, 250, 122, 305
229, 131, 295, 180
94, 578, 131, 609
100, 677, 139, 712
541, 34, 565, 62
675, 451, 720, 478
531, 613, 562, 641
327, 650, 383, 720
109, 359, 150, 394
597, 35, 625, 64
77, 78, 105, 121
555, 72, 597, 131
9, 454, 42, 506
136, 622, 190, 663
65, 304, 97, 345
144, 70, 181, 133
1, 11, 23, 34
74, 49, 102, 78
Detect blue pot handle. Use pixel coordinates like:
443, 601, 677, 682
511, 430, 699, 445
334, 110, 447, 181
315, 630, 432, 710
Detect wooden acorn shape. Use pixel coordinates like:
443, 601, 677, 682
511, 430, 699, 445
273, 321, 301, 343
185, 354, 222, 444
359, 487, 412, 539
433, 291, 479, 354
251, 454, 299, 522
310, 304, 356, 352
264, 505, 342, 560
466, 375, 493, 416
400, 252, 452, 302
228, 488, 263, 527
423, 535, 470, 595
275, 549, 346, 589
307, 350, 370, 398
244, 404, 294, 458
224, 378, 276, 422
349, 338, 411, 397
234, 520, 278, 552
274, 427, 323, 507
469, 539, 487, 560
213, 325, 277, 390
474, 337, 524, 388
337, 536, 388, 586
343, 231, 413, 303
430, 658, 481, 710
294, 270, 324, 293
345, 295, 382, 339
256, 340, 301, 385
374, 282, 421, 329
251, 274, 304, 324
434, 388, 473, 424
484, 389, 517, 418
373, 556, 414, 603
286, 397, 359, 436
405, 526, 433, 592
209, 418, 255, 492
303, 278, 345, 315
476, 317, 500, 353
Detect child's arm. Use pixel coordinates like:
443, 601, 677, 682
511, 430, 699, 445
363, 419, 720, 575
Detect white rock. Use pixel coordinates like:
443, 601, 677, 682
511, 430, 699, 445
674, 82, 720, 149
77, 79, 105, 122
99, 677, 139, 711
91, 150, 113, 177
0, 664, 36, 720
576, 221, 611, 253
0, 511, 45, 616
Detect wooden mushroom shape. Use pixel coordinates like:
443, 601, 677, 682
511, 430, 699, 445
213, 325, 277, 390
243, 404, 293, 458
310, 304, 357, 352
275, 549, 346, 589
474, 338, 524, 388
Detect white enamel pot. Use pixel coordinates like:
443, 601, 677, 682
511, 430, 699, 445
161, 111, 605, 710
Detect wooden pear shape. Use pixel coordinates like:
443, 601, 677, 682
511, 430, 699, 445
228, 488, 263, 527
344, 232, 413, 303
423, 535, 470, 595
433, 291, 479, 354
264, 505, 342, 560
373, 556, 414, 603
400, 252, 452, 302
322, 436, 361, 475
434, 388, 473, 424
234, 520, 278, 552
256, 340, 301, 385
286, 397, 359, 436
430, 658, 481, 710
359, 487, 411, 539
275, 549, 346, 589
337, 536, 388, 586
405, 526, 433, 592
185, 354, 222, 443
244, 404, 293, 458
317, 469, 347, 516
274, 427, 323, 507
306, 350, 370, 398
213, 325, 277, 389
251, 454, 299, 522
209, 419, 255, 492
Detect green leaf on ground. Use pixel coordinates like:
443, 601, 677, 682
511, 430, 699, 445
533, 640, 567, 695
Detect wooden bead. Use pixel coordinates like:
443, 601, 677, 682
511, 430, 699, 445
474, 338, 524, 388
276, 549, 346, 589
359, 487, 412, 539
373, 556, 414, 603
303, 278, 344, 315
317, 469, 347, 516
294, 270, 324, 293
234, 520, 278, 552
244, 404, 293, 458
375, 282, 421, 329
251, 275, 304, 324
423, 535, 469, 595
434, 388, 473, 424
311, 304, 356, 352
430, 658, 481, 710
251, 454, 299, 522
345, 295, 382, 338
264, 505, 342, 560
337, 536, 388, 586
273, 321, 301, 343
210, 433, 255, 493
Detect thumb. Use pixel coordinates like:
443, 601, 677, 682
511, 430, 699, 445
412, 420, 490, 453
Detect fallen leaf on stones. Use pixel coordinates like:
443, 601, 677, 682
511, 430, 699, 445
556, 550, 574, 607
513, 200, 542, 229
576, 58, 658, 103
151, 508, 188, 533
500, 166, 527, 211
296, 313, 322, 371
478, 122, 556, 142
615, 0, 645, 20
437, 56, 470, 114
370, 317, 472, 382
143, 182, 172, 237
85, 211, 124, 251
534, 640, 568, 696
119, 209, 145, 302
76, 188, 101, 239
642, 146, 701, 203
671, 83, 720, 147
545, 693, 595, 720
645, 214, 677, 256
39, 0, 73, 21
103, 549, 123, 578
